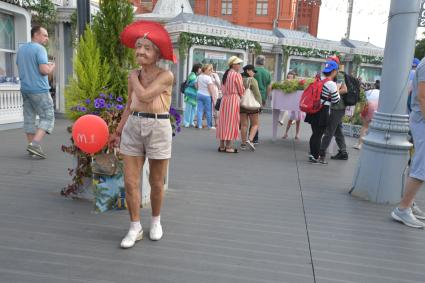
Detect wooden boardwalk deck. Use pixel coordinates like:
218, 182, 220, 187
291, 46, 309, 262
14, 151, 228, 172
0, 115, 424, 283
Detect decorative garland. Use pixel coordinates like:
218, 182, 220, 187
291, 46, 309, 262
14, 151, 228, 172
283, 46, 340, 59
283, 46, 383, 65
178, 32, 262, 59
353, 54, 383, 65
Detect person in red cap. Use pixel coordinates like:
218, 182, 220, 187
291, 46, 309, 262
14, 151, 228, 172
327, 55, 340, 65
109, 20, 175, 248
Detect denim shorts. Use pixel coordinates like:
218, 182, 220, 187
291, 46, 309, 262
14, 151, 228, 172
410, 113, 425, 181
22, 92, 55, 134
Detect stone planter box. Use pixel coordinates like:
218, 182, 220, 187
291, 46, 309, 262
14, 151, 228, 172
342, 123, 362, 138
271, 90, 303, 141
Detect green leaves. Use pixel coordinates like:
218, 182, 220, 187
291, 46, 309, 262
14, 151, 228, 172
415, 32, 425, 60
23, 0, 57, 33
92, 0, 135, 99
272, 79, 314, 93
65, 28, 111, 121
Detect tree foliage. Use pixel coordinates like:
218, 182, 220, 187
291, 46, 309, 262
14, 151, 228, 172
92, 0, 135, 99
65, 28, 111, 121
415, 32, 425, 60
23, 0, 57, 33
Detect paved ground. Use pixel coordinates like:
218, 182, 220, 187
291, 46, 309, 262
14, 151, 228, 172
1, 114, 425, 283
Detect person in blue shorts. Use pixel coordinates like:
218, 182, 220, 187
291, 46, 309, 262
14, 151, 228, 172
391, 58, 425, 228
16, 26, 55, 159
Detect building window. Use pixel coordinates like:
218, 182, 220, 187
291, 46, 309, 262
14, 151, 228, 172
0, 13, 15, 50
358, 66, 381, 83
0, 13, 15, 78
289, 59, 323, 79
221, 0, 232, 15
256, 0, 268, 16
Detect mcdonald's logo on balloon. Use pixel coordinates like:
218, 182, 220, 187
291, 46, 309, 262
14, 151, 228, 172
72, 114, 109, 154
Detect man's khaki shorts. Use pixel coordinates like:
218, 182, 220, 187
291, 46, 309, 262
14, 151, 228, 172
120, 115, 172, 160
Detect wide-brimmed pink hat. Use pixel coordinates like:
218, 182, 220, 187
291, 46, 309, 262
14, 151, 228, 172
120, 20, 177, 63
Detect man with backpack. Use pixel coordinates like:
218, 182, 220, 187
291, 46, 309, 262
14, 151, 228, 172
317, 56, 360, 164
304, 60, 341, 163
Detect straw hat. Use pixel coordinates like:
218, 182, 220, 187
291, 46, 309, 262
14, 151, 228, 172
227, 56, 243, 66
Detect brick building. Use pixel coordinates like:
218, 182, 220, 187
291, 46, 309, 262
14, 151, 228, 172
132, 0, 320, 36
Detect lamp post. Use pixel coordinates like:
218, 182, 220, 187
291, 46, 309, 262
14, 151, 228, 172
77, 0, 90, 37
350, 0, 421, 204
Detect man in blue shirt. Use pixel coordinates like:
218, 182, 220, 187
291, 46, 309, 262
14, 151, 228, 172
391, 58, 425, 228
16, 26, 55, 158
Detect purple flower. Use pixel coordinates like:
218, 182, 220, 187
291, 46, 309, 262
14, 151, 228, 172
76, 106, 81, 111
80, 106, 87, 112
106, 103, 112, 109
169, 107, 177, 116
116, 97, 124, 102
94, 102, 101, 109
116, 104, 124, 111
85, 99, 91, 104
99, 93, 106, 98
109, 94, 114, 99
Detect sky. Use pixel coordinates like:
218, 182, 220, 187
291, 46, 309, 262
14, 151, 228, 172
317, 0, 425, 48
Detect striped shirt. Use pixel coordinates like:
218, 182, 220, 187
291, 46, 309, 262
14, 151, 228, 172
321, 80, 340, 106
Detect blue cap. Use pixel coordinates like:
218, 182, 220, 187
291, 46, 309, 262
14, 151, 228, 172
413, 58, 420, 67
322, 60, 339, 73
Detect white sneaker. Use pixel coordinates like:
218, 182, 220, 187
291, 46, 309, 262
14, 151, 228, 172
246, 140, 255, 151
120, 229, 143, 249
150, 223, 163, 241
353, 143, 362, 150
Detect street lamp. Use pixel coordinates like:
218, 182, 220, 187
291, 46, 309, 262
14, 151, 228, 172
77, 0, 90, 37
350, 0, 421, 204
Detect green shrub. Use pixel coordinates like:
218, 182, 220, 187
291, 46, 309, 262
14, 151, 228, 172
64, 28, 111, 121
92, 0, 135, 100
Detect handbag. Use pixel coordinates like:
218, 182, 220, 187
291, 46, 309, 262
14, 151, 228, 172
91, 149, 119, 176
240, 78, 261, 110
215, 97, 222, 111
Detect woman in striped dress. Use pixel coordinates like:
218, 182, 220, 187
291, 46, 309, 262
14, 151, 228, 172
217, 56, 245, 153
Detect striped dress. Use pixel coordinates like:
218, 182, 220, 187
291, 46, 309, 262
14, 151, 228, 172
217, 70, 245, 140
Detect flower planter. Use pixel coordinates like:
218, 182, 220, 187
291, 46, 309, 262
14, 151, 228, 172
67, 156, 168, 208
342, 123, 362, 138
271, 90, 304, 141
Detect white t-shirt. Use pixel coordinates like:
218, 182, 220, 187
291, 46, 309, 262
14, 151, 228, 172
365, 89, 380, 102
196, 74, 214, 96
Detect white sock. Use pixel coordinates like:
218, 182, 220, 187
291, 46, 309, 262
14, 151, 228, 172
151, 215, 161, 225
129, 221, 142, 233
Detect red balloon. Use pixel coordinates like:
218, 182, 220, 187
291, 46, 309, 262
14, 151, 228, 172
72, 114, 109, 154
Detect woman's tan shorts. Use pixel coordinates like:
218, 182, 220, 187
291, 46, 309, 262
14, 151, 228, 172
120, 115, 172, 160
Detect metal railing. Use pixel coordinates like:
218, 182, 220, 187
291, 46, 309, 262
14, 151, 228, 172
0, 85, 23, 125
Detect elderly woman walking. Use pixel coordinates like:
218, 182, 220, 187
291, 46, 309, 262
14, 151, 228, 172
109, 20, 175, 248
217, 56, 245, 153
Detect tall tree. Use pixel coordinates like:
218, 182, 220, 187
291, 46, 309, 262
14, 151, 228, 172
415, 32, 425, 59
92, 0, 135, 100
23, 0, 57, 33
65, 28, 111, 121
